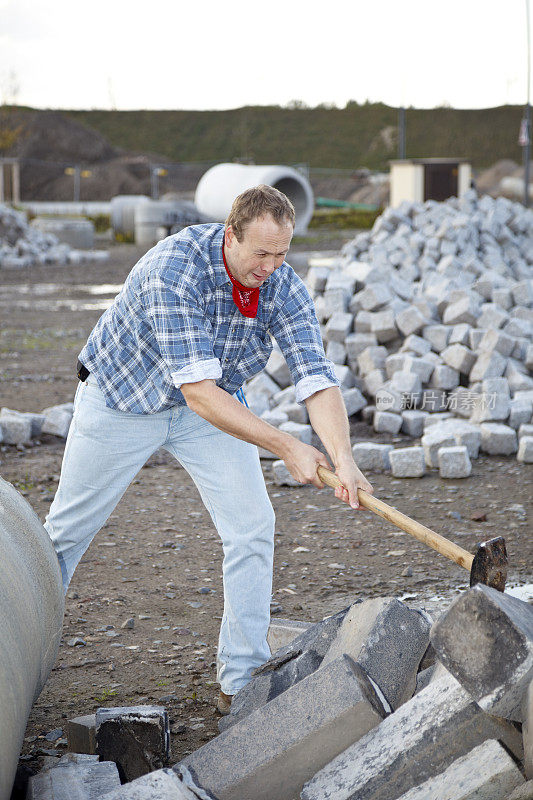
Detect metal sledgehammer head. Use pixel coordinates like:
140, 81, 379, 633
469, 536, 508, 592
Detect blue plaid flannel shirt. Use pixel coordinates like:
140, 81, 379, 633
79, 223, 339, 413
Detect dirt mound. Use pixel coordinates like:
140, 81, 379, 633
475, 159, 519, 195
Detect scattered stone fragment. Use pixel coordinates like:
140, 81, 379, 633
95, 706, 170, 782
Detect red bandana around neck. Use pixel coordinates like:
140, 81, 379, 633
222, 244, 260, 319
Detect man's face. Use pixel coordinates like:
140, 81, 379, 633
224, 214, 294, 288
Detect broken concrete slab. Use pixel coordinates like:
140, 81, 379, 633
431, 584, 533, 722
301, 671, 523, 800
26, 760, 121, 800
266, 618, 313, 653
220, 605, 350, 731
95, 705, 170, 782
98, 767, 210, 800
177, 654, 386, 800
393, 739, 524, 800
320, 597, 432, 710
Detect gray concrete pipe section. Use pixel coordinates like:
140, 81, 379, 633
194, 163, 315, 235
0, 477, 64, 800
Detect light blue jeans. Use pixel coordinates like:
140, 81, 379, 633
44, 376, 274, 694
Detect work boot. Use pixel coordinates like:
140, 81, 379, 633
216, 690, 233, 716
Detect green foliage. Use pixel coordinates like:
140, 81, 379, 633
309, 207, 382, 230
63, 103, 525, 171
88, 213, 111, 233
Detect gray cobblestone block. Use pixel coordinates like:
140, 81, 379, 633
344, 332, 377, 360
357, 345, 388, 375
468, 328, 487, 350
429, 364, 460, 390
401, 410, 428, 437
512, 336, 530, 361
260, 408, 289, 427
352, 442, 393, 472
509, 398, 533, 429
447, 387, 476, 418
519, 423, 533, 439
438, 446, 472, 478
512, 279, 533, 307
272, 460, 299, 487
0, 413, 32, 445
508, 369, 533, 393
423, 324, 450, 353
518, 436, 533, 463
431, 584, 533, 723
67, 714, 97, 754
412, 297, 438, 321
492, 286, 513, 309
400, 334, 432, 356
407, 356, 435, 383
246, 372, 280, 400
321, 597, 432, 711
448, 323, 471, 346
326, 273, 357, 295
301, 670, 523, 800
0, 408, 45, 439
364, 369, 387, 396
420, 389, 448, 414
395, 306, 428, 337
313, 294, 328, 323
306, 266, 329, 293
504, 317, 532, 338
376, 386, 404, 413
389, 273, 414, 301
477, 328, 516, 357
27, 760, 121, 800
272, 385, 295, 406
443, 296, 480, 326
182, 654, 386, 800
374, 410, 402, 434
385, 353, 412, 378
348, 293, 363, 315
441, 344, 476, 375
526, 344, 533, 370
469, 350, 507, 382
323, 287, 350, 316
326, 340, 347, 364
370, 309, 398, 343
333, 364, 356, 389
341, 388, 367, 417
95, 706, 170, 782
480, 422, 518, 455
325, 311, 353, 342
390, 371, 422, 395
394, 739, 525, 800
282, 402, 309, 424
354, 309, 374, 333
356, 283, 393, 311
389, 447, 426, 478
470, 377, 510, 423
265, 349, 292, 388
476, 302, 509, 329
279, 421, 313, 445
421, 428, 456, 467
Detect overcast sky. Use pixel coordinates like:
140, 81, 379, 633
1, 0, 531, 111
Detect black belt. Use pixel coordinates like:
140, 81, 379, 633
77, 360, 90, 381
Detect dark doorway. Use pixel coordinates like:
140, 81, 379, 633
424, 163, 459, 201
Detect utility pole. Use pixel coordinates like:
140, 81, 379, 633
398, 106, 406, 159
522, 0, 531, 207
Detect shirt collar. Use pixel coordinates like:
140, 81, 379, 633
210, 226, 231, 287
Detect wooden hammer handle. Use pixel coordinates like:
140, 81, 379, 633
317, 465, 474, 572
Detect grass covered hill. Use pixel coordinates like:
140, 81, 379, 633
63, 103, 525, 171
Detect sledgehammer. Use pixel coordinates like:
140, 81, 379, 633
316, 466, 508, 592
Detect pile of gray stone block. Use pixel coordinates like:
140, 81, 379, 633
24, 589, 533, 799
248, 191, 533, 477
0, 404, 73, 446
0, 203, 108, 269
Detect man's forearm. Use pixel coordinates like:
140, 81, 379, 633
304, 387, 353, 466
181, 379, 294, 459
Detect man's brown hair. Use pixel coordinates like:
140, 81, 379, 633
225, 184, 295, 241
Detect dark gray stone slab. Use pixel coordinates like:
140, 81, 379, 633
26, 761, 121, 799
431, 584, 533, 722
95, 705, 170, 782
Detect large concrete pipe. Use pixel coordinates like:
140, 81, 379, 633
110, 195, 150, 238
194, 164, 314, 235
134, 198, 211, 249
0, 478, 64, 800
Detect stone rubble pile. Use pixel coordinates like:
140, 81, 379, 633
246, 190, 533, 477
0, 404, 73, 446
26, 586, 533, 799
0, 203, 109, 268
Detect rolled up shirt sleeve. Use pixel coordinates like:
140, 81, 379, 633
269, 270, 339, 404
141, 273, 222, 390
